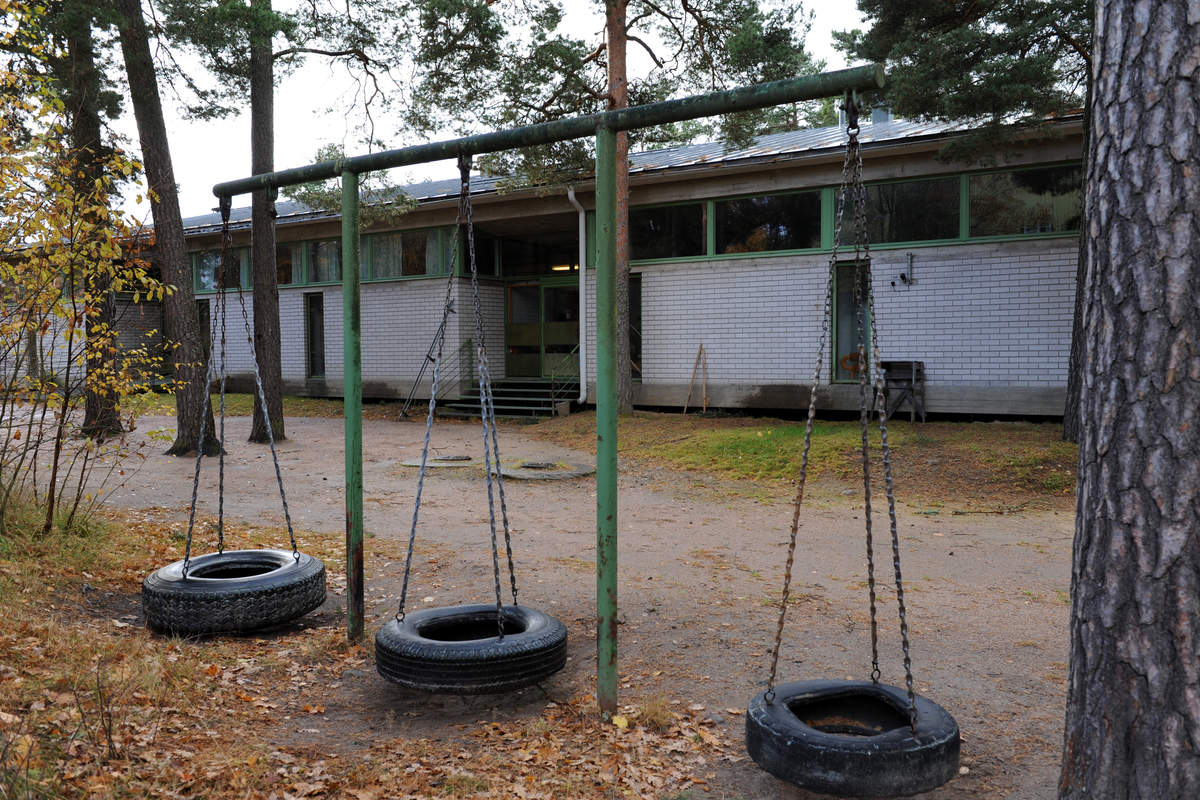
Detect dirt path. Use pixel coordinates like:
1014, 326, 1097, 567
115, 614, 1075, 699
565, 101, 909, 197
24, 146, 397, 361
115, 415, 1073, 800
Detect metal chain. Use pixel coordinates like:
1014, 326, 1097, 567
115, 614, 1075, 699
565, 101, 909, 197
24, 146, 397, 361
765, 102, 857, 702
216, 234, 229, 555
181, 341, 217, 578
462, 164, 518, 609
396, 174, 464, 622
846, 117, 881, 683
855, 139, 919, 729
459, 154, 516, 638
181, 208, 232, 576
231, 247, 300, 557
182, 201, 304, 576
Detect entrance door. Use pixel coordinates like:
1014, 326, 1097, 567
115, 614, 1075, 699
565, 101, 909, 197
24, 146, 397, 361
505, 281, 580, 378
833, 262, 870, 382
541, 284, 579, 377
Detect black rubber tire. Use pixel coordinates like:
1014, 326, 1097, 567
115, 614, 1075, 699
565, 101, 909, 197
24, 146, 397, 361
746, 679, 960, 797
142, 549, 326, 635
375, 603, 567, 694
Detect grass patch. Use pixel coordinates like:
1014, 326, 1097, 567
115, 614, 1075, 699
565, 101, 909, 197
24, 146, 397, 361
528, 411, 1077, 509
124, 392, 409, 420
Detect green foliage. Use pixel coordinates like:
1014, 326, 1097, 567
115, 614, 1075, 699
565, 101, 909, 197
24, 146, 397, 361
0, 12, 171, 536
155, 0, 296, 119
837, 0, 1091, 158
280, 142, 417, 226
408, 0, 828, 187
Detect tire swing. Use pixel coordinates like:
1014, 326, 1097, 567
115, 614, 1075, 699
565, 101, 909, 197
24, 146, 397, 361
745, 94, 959, 797
142, 200, 326, 635
374, 156, 567, 694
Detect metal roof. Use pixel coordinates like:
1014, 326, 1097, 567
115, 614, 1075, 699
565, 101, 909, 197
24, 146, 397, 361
179, 117, 1001, 235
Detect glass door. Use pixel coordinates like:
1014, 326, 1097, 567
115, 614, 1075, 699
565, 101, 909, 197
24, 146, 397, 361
833, 262, 870, 382
505, 283, 541, 377
541, 284, 579, 377
504, 280, 580, 378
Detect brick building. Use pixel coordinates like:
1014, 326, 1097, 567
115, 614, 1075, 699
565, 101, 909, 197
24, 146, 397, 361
178, 115, 1083, 417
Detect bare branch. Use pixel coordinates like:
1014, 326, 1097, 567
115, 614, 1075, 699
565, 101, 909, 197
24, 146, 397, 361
626, 34, 663, 68
1048, 18, 1092, 71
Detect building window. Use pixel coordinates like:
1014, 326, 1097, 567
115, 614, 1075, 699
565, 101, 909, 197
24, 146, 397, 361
969, 165, 1082, 237
840, 177, 960, 245
194, 248, 244, 291
196, 298, 211, 356
304, 292, 325, 378
833, 262, 870, 382
309, 239, 341, 283
367, 229, 448, 278
715, 191, 821, 254
630, 203, 705, 260
276, 242, 301, 286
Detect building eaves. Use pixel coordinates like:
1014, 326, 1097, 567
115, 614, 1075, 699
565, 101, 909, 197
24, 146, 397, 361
184, 115, 1080, 235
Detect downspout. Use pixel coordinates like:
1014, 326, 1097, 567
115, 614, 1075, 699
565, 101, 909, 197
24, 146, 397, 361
567, 185, 588, 404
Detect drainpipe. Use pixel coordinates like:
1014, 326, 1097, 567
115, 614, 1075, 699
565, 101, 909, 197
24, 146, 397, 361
567, 185, 588, 404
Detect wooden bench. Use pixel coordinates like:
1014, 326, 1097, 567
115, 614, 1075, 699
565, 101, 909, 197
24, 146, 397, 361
880, 360, 926, 422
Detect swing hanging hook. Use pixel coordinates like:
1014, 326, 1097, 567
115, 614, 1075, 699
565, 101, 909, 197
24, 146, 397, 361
218, 195, 232, 225
843, 90, 860, 136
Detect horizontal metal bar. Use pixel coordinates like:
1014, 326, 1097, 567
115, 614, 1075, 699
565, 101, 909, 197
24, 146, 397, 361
213, 65, 884, 198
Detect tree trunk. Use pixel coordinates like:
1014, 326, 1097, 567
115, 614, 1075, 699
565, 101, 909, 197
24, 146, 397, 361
115, 0, 216, 456
248, 0, 285, 443
606, 0, 633, 414
1058, 1, 1200, 796
62, 10, 122, 439
1061, 9, 1097, 445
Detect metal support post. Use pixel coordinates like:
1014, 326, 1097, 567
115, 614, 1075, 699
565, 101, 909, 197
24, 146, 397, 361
342, 171, 364, 641
594, 126, 619, 716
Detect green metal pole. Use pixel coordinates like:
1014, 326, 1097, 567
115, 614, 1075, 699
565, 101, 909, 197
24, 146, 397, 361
594, 126, 619, 716
342, 171, 364, 641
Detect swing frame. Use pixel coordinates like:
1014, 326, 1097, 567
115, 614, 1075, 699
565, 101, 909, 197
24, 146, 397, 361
211, 64, 885, 715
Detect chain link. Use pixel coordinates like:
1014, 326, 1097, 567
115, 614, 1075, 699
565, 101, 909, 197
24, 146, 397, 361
393, 155, 521, 634
846, 120, 882, 683
231, 238, 300, 558
766, 94, 919, 725
397, 186, 462, 623
854, 133, 919, 729
181, 201, 302, 576
765, 101, 857, 702
216, 238, 229, 555
460, 154, 518, 637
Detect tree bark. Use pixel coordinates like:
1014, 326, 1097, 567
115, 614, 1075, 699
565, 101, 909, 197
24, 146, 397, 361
1061, 7, 1097, 445
606, 0, 633, 414
64, 10, 123, 439
115, 0, 216, 456
248, 0, 285, 443
1058, 1, 1200, 796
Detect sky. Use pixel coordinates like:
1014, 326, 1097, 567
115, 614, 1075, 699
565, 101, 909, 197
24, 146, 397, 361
116, 3, 866, 221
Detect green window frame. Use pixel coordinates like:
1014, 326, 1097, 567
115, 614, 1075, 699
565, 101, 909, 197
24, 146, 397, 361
192, 247, 248, 293
363, 226, 457, 281
967, 163, 1083, 238
621, 161, 1082, 266
713, 189, 823, 255
628, 201, 706, 261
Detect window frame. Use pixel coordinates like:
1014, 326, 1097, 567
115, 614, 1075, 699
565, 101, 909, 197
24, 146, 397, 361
192, 247, 249, 294
361, 226, 457, 282
712, 188, 825, 257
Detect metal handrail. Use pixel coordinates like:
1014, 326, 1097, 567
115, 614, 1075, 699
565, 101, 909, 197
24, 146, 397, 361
547, 343, 582, 407
399, 337, 472, 418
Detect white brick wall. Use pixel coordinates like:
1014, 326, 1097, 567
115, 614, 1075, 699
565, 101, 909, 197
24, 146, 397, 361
199, 236, 1077, 409
206, 277, 506, 392
632, 238, 1077, 389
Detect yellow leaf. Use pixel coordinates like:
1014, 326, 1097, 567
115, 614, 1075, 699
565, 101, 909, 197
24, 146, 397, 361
611, 715, 628, 729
